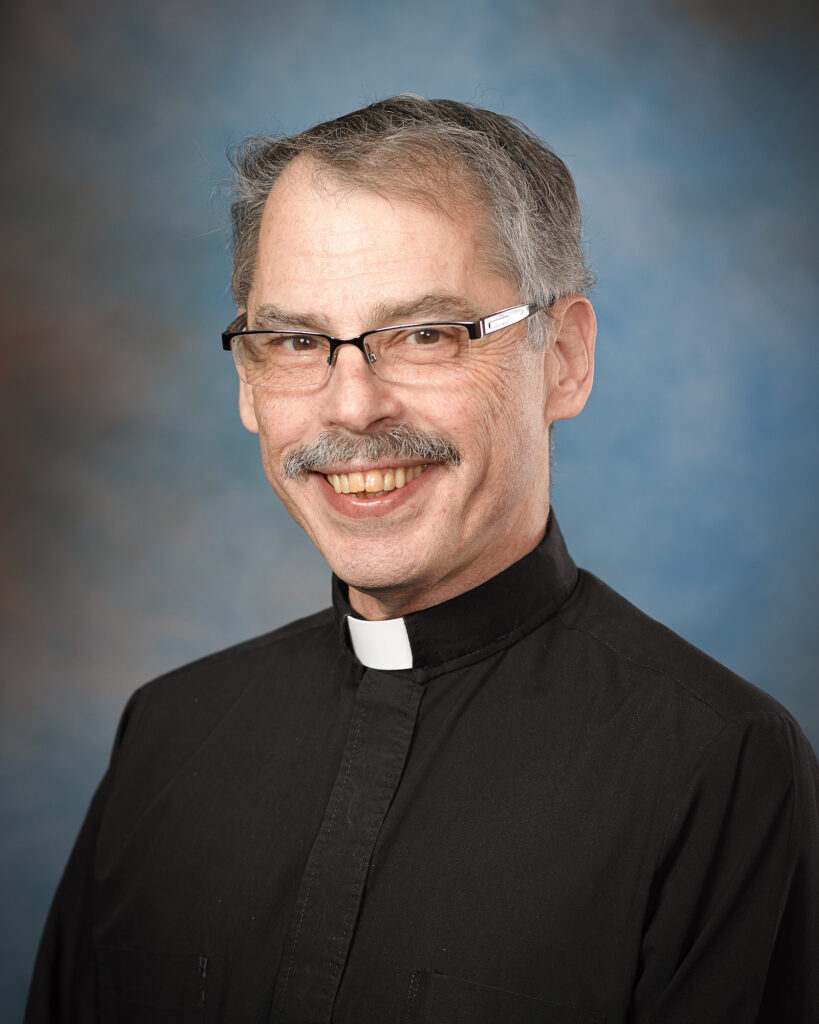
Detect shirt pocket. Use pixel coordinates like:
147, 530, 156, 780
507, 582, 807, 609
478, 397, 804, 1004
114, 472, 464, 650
402, 969, 605, 1024
96, 946, 213, 1023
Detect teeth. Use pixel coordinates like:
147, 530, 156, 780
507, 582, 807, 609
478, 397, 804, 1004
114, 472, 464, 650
326, 464, 426, 496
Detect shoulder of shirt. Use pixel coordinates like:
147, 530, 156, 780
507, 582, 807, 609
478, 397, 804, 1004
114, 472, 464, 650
118, 606, 337, 725
557, 568, 797, 730
159, 604, 336, 678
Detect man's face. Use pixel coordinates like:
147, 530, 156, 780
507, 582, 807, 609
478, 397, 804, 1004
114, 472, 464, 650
240, 159, 555, 617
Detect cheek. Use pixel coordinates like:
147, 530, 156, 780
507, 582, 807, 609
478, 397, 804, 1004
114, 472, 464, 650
252, 398, 304, 488
463, 366, 543, 473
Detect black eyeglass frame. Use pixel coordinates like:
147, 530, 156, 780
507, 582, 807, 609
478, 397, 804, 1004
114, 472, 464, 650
221, 303, 540, 386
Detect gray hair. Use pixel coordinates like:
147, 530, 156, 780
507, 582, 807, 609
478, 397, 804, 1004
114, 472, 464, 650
282, 425, 462, 479
228, 95, 593, 346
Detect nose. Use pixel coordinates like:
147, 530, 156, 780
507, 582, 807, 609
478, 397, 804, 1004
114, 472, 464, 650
320, 342, 403, 433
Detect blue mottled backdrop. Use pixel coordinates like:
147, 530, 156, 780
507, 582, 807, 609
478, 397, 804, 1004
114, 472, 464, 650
1, 0, 816, 1015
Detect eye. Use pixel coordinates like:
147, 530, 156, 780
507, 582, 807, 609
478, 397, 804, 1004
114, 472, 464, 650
406, 328, 443, 346
278, 334, 322, 353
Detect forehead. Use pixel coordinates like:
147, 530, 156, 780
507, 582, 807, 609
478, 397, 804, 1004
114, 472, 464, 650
249, 157, 513, 325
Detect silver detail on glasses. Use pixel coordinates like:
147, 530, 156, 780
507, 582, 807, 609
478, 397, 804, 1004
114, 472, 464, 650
222, 304, 538, 389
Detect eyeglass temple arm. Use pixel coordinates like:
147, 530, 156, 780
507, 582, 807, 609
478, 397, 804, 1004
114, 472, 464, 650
476, 303, 540, 338
222, 312, 247, 350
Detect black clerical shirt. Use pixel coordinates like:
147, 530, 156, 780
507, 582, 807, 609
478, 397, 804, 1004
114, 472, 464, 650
25, 516, 819, 1023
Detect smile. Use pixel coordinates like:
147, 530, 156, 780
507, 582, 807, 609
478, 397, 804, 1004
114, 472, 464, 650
324, 464, 428, 499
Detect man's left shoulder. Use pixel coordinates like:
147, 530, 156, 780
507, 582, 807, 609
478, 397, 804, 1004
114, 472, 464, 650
556, 568, 797, 729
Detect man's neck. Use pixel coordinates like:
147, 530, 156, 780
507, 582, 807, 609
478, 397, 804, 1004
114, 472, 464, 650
347, 508, 550, 621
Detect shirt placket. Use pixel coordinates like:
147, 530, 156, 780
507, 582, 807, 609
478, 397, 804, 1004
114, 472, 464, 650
271, 669, 424, 1023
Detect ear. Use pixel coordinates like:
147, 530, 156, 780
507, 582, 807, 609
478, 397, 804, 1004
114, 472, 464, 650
231, 307, 260, 434
543, 295, 596, 424
238, 379, 259, 434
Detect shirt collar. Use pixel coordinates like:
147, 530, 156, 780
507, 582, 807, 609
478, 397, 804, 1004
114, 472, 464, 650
334, 511, 578, 675
346, 615, 414, 670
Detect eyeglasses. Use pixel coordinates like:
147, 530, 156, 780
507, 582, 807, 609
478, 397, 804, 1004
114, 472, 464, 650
221, 303, 539, 389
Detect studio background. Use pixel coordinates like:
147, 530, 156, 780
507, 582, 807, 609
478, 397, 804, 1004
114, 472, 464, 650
1, 0, 816, 1016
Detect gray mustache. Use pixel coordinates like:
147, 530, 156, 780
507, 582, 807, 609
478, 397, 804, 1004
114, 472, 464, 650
283, 426, 462, 479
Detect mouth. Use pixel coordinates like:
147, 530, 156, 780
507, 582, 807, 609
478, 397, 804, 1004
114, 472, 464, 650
323, 464, 429, 499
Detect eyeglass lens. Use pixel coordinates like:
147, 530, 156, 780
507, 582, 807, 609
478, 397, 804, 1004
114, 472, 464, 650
231, 324, 472, 388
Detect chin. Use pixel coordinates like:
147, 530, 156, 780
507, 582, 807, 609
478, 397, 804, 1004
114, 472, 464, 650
327, 547, 419, 593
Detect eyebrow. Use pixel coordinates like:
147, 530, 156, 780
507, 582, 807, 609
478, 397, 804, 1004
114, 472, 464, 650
250, 293, 482, 333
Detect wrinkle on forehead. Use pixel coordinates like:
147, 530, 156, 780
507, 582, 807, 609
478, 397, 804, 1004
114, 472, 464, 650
251, 154, 520, 336
250, 293, 482, 333
269, 151, 487, 242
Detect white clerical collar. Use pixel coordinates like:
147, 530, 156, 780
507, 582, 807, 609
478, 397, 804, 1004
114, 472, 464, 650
346, 614, 414, 670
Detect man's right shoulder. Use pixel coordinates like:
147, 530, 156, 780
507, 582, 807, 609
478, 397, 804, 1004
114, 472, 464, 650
113, 606, 339, 751
154, 605, 337, 683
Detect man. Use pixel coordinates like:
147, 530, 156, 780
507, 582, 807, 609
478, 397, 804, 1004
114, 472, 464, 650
27, 96, 818, 1022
